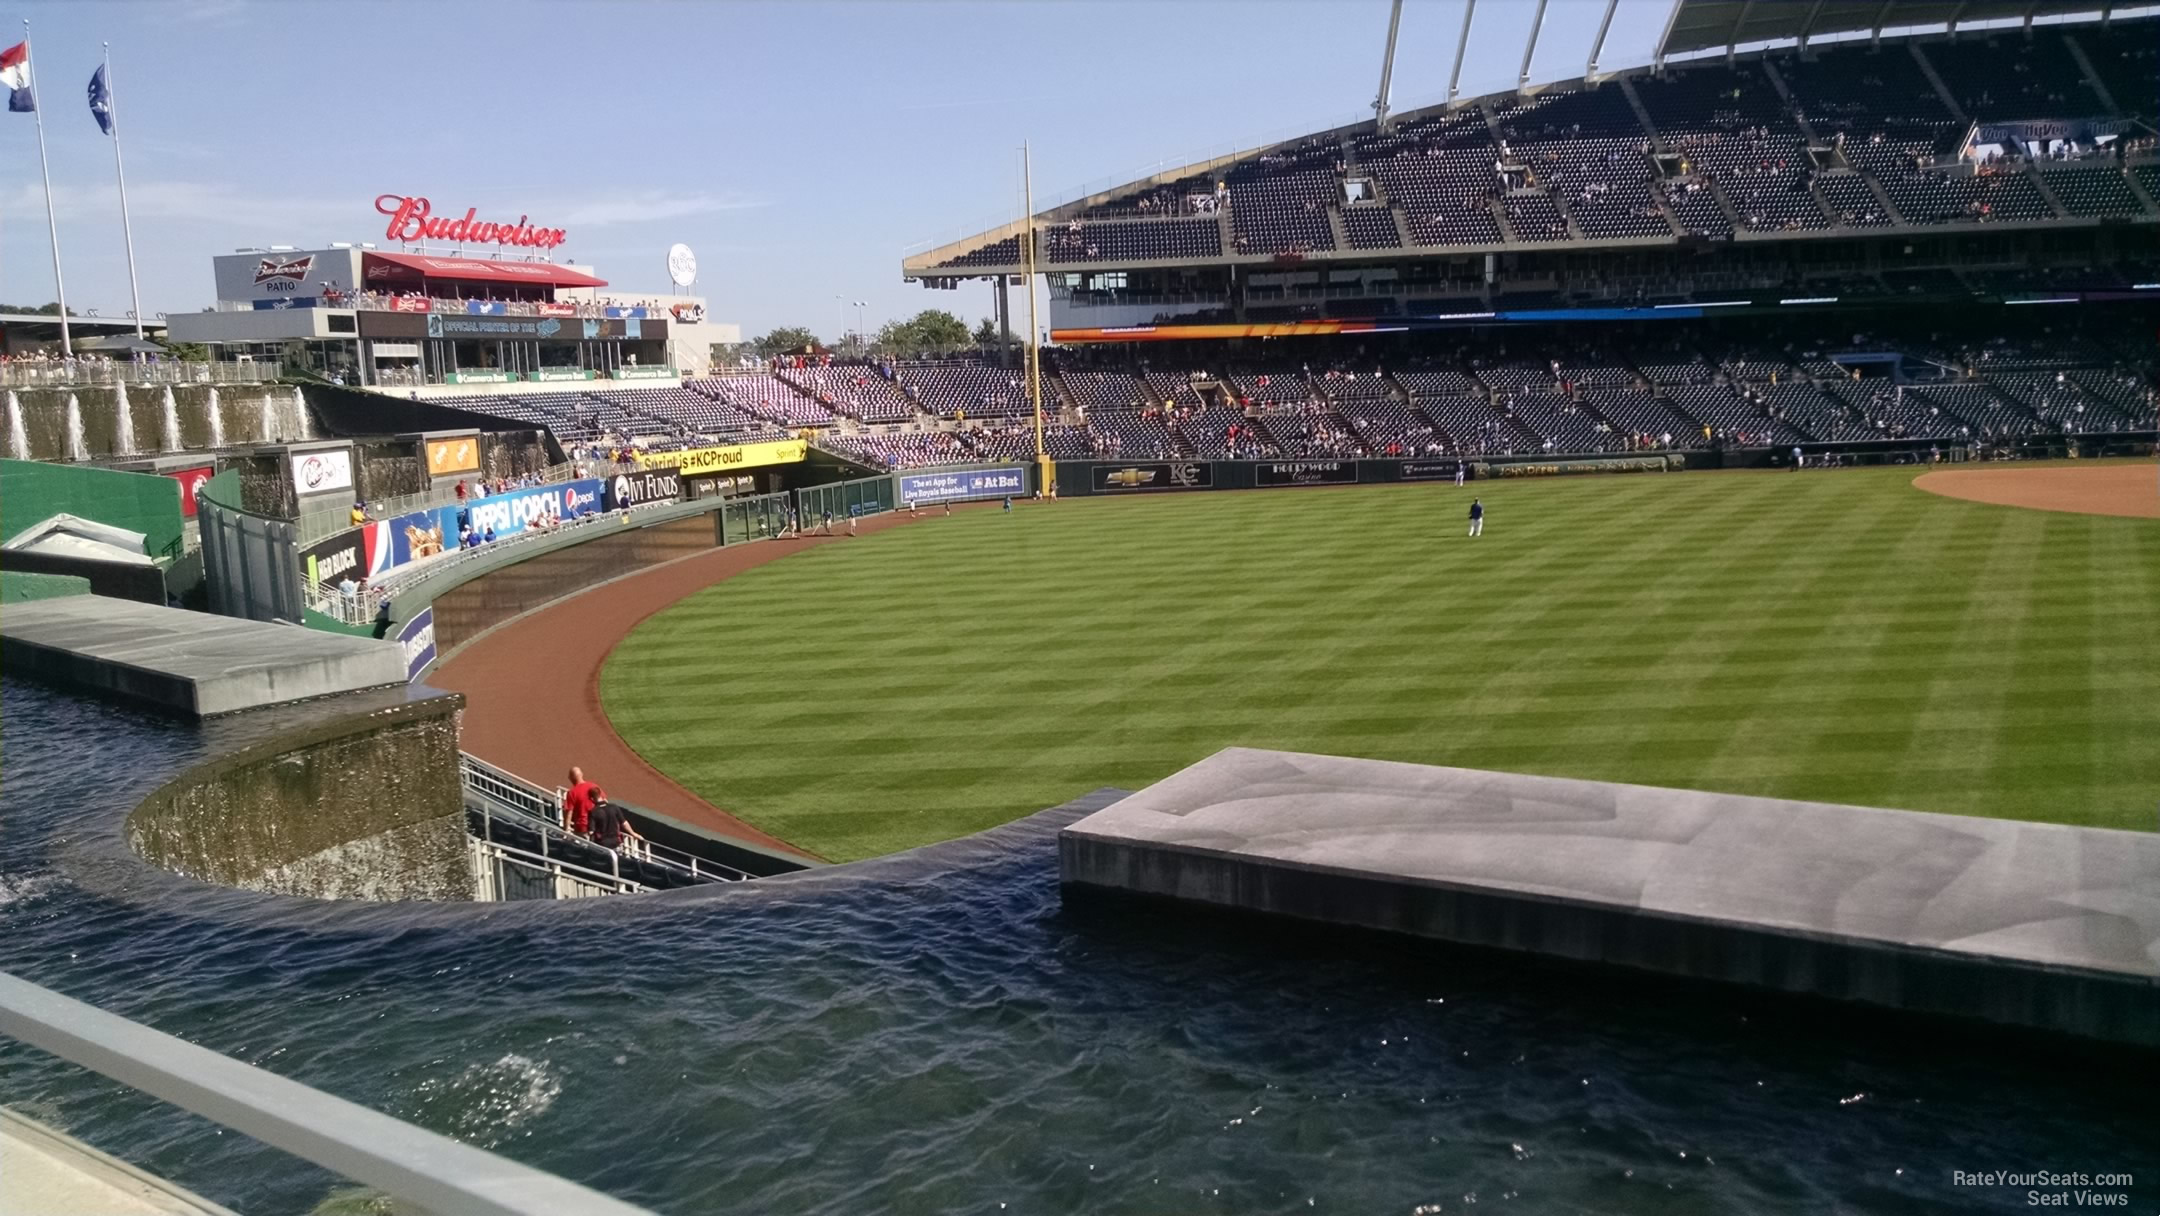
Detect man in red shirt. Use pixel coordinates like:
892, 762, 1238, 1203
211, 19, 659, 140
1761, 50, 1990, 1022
563, 767, 601, 836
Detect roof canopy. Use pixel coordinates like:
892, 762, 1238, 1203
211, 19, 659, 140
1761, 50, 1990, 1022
1658, 0, 2126, 59
362, 251, 607, 290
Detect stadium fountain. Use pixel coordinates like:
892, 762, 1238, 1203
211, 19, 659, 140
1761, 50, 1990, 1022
62, 394, 88, 462
204, 386, 225, 449
5, 391, 27, 460
112, 382, 137, 456
159, 386, 182, 452
290, 385, 315, 439
0, 669, 2150, 1215
257, 391, 278, 443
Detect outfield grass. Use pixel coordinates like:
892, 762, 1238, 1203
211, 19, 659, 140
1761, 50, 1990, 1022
601, 467, 2159, 861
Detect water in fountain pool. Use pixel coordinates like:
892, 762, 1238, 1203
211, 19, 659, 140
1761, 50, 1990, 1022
0, 678, 2150, 1215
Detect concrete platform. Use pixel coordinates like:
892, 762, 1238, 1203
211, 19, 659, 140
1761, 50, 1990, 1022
1, 596, 406, 717
1, 1107, 238, 1215
1060, 748, 2160, 1046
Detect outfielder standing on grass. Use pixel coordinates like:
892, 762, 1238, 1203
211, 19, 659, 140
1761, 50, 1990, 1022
1468, 497, 1485, 537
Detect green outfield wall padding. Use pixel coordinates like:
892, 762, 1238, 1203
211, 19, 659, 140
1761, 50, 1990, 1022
0, 458, 187, 559
0, 571, 92, 603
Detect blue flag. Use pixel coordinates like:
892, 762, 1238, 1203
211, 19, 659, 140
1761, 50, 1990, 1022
87, 63, 112, 133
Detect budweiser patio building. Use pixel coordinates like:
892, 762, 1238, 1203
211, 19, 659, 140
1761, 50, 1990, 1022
166, 194, 735, 390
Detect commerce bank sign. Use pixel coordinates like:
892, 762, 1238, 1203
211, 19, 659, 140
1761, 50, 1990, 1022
375, 194, 568, 251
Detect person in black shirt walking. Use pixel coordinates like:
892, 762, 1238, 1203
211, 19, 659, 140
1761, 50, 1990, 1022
587, 798, 644, 855
1468, 497, 1485, 537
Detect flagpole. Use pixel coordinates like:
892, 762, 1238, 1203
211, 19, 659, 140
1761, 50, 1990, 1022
23, 21, 72, 357
103, 43, 145, 340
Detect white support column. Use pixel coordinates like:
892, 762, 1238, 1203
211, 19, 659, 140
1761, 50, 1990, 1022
1587, 0, 1620, 77
1448, 0, 1477, 103
1519, 0, 1551, 89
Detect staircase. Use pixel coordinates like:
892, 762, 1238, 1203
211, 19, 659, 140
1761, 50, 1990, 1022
1618, 75, 1662, 144
2060, 33, 2123, 116
1908, 43, 1970, 124
2026, 167, 2072, 219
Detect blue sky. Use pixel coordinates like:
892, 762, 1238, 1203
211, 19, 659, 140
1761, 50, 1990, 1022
3, 0, 1672, 339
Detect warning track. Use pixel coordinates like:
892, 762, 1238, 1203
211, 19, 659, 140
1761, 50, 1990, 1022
431, 511, 940, 861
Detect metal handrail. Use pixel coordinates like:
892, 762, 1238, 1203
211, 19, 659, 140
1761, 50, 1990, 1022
0, 972, 653, 1216
468, 836, 647, 898
0, 361, 279, 388
461, 753, 753, 884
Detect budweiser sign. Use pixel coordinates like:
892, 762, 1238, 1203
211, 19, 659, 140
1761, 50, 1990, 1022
374, 194, 568, 251
254, 254, 314, 285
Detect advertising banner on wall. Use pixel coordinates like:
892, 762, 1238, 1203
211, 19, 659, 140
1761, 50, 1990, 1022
164, 464, 215, 519
1093, 462, 1212, 492
300, 521, 390, 587
291, 448, 354, 497
398, 608, 437, 682
643, 439, 806, 477
1400, 459, 1465, 481
899, 467, 1026, 504
1254, 460, 1358, 487
463, 478, 603, 540
389, 507, 452, 566
424, 436, 481, 477
603, 466, 682, 510
427, 314, 567, 341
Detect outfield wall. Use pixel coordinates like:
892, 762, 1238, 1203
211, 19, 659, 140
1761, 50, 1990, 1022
1054, 456, 1475, 497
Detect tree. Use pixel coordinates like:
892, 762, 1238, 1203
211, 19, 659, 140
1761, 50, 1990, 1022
155, 338, 212, 362
873, 310, 975, 359
973, 316, 1002, 348
1, 302, 63, 316
910, 309, 971, 355
753, 326, 820, 358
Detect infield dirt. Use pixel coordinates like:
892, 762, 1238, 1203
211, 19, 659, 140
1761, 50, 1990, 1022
1914, 462, 2158, 518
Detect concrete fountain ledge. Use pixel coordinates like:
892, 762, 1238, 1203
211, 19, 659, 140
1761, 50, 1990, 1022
1, 596, 406, 717
1060, 748, 2160, 1046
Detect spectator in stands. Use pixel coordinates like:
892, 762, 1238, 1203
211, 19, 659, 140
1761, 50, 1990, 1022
563, 767, 601, 836
588, 796, 643, 853
349, 501, 370, 527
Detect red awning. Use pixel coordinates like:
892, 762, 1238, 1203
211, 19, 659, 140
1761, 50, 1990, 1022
362, 251, 608, 288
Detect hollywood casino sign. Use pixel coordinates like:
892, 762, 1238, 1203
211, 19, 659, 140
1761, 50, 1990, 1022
375, 194, 568, 251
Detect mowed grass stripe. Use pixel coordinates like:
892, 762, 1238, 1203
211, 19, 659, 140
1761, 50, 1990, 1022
601, 469, 2160, 861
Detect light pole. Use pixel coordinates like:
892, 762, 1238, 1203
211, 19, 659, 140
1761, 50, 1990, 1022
853, 300, 867, 345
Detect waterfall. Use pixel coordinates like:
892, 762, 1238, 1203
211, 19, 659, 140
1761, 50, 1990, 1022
64, 394, 89, 461
292, 385, 316, 439
258, 391, 278, 442
114, 383, 138, 455
160, 387, 182, 452
5, 392, 28, 460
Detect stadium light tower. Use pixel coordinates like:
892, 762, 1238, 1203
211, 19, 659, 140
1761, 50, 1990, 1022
1372, 0, 1404, 132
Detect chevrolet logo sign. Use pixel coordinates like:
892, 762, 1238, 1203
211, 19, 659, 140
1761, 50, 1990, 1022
1106, 467, 1157, 487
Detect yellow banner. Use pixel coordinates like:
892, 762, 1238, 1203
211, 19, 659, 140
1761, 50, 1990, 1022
640, 439, 807, 477
425, 436, 481, 476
